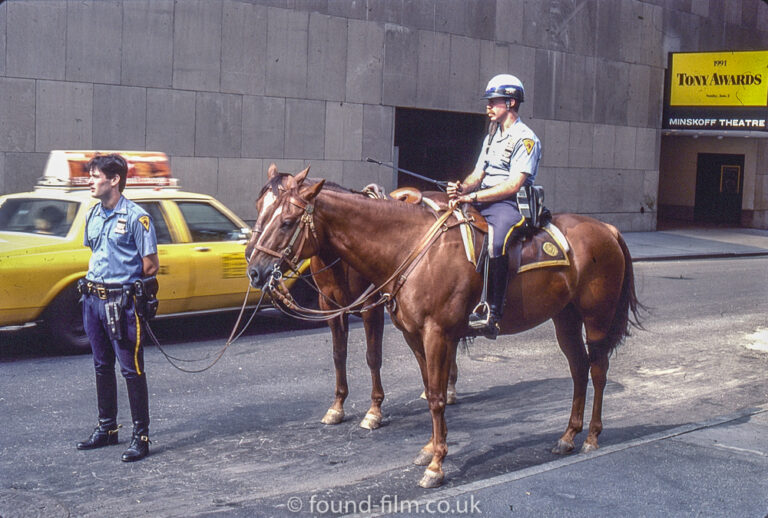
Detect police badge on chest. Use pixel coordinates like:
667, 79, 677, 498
114, 218, 128, 234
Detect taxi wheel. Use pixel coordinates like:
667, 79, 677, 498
43, 285, 90, 355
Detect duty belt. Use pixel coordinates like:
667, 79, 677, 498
84, 281, 129, 300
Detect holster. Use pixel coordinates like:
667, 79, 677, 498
105, 298, 124, 342
133, 277, 159, 321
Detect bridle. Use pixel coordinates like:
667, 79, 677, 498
249, 191, 319, 276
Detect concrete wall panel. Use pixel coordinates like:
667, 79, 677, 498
416, 31, 451, 108
368, 0, 402, 25
613, 126, 637, 169
592, 124, 616, 169
0, 2, 5, 76
436, 0, 494, 40
121, 0, 174, 88
540, 120, 569, 167
242, 96, 286, 159
7, 1, 66, 80
479, 41, 510, 100
508, 44, 536, 112
325, 102, 363, 161
285, 99, 325, 160
221, 1, 267, 95
92, 85, 147, 150
627, 64, 651, 128
35, 81, 92, 151
532, 49, 555, 120
217, 157, 264, 219
362, 104, 394, 163
173, 0, 222, 92
307, 13, 348, 102
266, 8, 309, 98
448, 35, 481, 112
635, 127, 658, 170
595, 0, 622, 62
568, 122, 593, 168
171, 156, 218, 197
4, 152, 48, 194
383, 25, 418, 107
66, 1, 122, 85
403, 0, 437, 31
342, 160, 392, 191
195, 93, 243, 158
346, 20, 384, 104
304, 159, 345, 187
146, 89, 196, 156
326, 1, 367, 21
0, 78, 35, 152
594, 59, 629, 126
495, 0, 524, 44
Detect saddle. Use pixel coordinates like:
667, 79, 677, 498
363, 184, 570, 274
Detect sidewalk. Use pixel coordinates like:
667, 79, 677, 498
374, 406, 768, 518
622, 226, 768, 261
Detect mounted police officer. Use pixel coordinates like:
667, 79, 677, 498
448, 74, 542, 339
76, 153, 159, 462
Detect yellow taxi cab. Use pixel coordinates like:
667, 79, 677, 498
0, 150, 311, 353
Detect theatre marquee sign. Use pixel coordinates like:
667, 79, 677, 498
663, 50, 768, 132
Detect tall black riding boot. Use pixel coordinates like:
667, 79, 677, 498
122, 375, 150, 462
483, 255, 510, 339
77, 372, 119, 450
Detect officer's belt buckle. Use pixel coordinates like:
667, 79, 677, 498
96, 285, 108, 300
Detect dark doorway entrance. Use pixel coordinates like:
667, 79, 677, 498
394, 108, 487, 191
694, 153, 744, 224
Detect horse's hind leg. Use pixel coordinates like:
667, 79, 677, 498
582, 344, 610, 453
321, 313, 349, 425
360, 305, 385, 430
552, 304, 589, 455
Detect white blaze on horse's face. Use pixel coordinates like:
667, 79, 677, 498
255, 196, 283, 248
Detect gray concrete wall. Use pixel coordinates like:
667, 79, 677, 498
0, 0, 767, 228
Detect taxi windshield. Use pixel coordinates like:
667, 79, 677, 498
0, 198, 79, 237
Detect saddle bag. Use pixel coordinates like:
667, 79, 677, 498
133, 276, 159, 321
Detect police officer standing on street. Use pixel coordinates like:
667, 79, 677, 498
448, 74, 542, 339
76, 153, 159, 462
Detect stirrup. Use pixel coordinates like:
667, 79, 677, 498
469, 301, 491, 329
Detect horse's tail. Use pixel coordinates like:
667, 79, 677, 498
599, 231, 646, 357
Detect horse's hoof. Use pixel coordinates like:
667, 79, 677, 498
413, 449, 432, 466
446, 387, 457, 405
360, 412, 382, 430
418, 469, 444, 488
551, 439, 575, 455
420, 390, 427, 400
321, 408, 344, 425
580, 442, 598, 454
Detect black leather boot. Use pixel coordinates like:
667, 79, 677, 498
469, 255, 509, 339
77, 371, 119, 450
121, 428, 150, 462
77, 419, 120, 450
122, 375, 150, 462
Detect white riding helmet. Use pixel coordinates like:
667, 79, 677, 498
483, 74, 525, 102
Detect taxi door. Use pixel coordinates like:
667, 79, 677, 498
169, 199, 255, 312
134, 200, 194, 315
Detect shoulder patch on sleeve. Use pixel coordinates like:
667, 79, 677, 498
523, 138, 535, 155
139, 215, 150, 232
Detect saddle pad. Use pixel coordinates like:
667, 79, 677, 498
518, 224, 571, 273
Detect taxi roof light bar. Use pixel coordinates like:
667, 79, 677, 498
37, 150, 179, 190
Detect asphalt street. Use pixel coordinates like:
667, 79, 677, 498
1, 228, 768, 518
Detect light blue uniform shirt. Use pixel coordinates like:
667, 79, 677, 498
474, 118, 542, 190
84, 195, 158, 285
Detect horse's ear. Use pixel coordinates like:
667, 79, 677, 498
267, 163, 279, 179
295, 165, 311, 185
303, 178, 325, 201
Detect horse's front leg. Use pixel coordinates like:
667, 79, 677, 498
321, 313, 349, 425
417, 332, 455, 489
360, 305, 385, 430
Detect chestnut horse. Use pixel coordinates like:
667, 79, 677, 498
257, 168, 456, 430
246, 167, 642, 488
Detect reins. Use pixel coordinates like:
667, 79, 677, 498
260, 192, 465, 321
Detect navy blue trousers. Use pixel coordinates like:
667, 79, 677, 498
82, 292, 148, 430
476, 199, 526, 258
